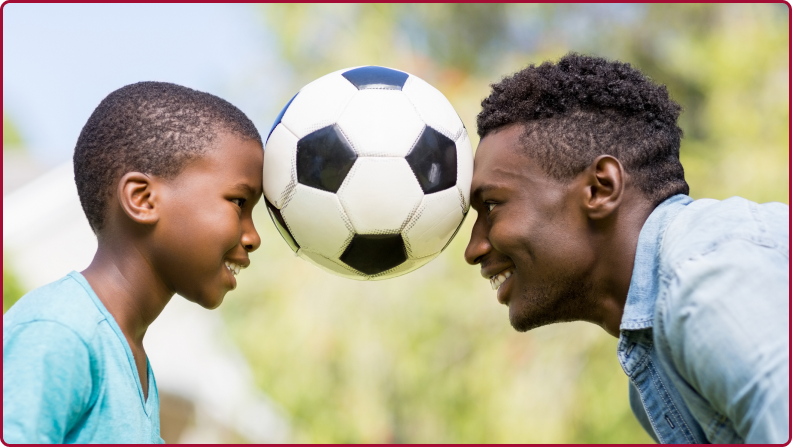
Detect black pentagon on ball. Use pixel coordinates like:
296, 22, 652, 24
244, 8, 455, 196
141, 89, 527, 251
297, 125, 358, 193
340, 234, 408, 275
265, 198, 299, 253
342, 66, 409, 91
406, 126, 457, 194
267, 92, 298, 142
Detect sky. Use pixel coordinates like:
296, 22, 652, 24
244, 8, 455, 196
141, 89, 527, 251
3, 3, 287, 166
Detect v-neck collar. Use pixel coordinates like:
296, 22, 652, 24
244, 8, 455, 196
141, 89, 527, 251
69, 271, 154, 415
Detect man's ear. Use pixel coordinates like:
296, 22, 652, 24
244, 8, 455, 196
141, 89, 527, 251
117, 172, 159, 225
582, 155, 624, 220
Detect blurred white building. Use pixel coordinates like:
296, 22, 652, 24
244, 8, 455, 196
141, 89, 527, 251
3, 152, 291, 443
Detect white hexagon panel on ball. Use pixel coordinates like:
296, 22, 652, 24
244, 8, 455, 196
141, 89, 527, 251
299, 250, 364, 281
280, 184, 353, 258
337, 157, 424, 234
336, 89, 425, 158
455, 129, 474, 211
280, 73, 358, 139
263, 123, 298, 209
402, 75, 465, 142
404, 187, 466, 259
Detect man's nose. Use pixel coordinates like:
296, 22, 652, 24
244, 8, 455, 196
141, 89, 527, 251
464, 212, 491, 265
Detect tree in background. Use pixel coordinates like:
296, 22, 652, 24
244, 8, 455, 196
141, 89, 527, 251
4, 112, 25, 148
4, 113, 28, 313
3, 259, 26, 314
221, 4, 787, 443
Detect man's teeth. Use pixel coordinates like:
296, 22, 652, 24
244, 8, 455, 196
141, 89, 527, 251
225, 261, 243, 276
489, 269, 513, 290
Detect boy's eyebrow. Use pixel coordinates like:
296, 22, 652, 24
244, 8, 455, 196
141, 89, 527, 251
231, 183, 260, 195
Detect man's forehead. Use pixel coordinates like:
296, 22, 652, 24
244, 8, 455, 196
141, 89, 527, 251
474, 128, 528, 176
475, 125, 525, 162
470, 125, 552, 201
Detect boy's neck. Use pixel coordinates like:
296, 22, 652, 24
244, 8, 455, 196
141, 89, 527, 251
82, 241, 173, 346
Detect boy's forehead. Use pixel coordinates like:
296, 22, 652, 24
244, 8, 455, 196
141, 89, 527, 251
185, 133, 263, 182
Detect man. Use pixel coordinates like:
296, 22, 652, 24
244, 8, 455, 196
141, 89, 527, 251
465, 53, 788, 443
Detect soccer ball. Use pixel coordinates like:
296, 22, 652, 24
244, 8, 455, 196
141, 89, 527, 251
263, 66, 472, 280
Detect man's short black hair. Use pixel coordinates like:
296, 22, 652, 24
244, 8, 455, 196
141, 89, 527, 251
73, 81, 262, 233
477, 52, 689, 205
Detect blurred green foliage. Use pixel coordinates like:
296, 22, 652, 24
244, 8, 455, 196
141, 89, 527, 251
3, 112, 24, 149
3, 255, 26, 313
221, 3, 788, 443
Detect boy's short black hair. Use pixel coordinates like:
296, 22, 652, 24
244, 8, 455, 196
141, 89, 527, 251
73, 81, 262, 233
477, 52, 689, 206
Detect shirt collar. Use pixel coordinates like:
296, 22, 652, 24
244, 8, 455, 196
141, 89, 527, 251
620, 194, 693, 331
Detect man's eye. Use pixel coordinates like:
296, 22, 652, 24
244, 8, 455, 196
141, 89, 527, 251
231, 198, 246, 208
486, 202, 496, 213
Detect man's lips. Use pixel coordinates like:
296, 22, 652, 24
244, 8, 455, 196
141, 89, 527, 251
489, 267, 514, 290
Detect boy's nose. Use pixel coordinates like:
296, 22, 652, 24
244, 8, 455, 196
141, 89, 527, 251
241, 220, 261, 253
464, 214, 491, 266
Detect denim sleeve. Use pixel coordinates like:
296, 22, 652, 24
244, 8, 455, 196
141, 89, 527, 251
3, 321, 93, 443
658, 238, 789, 443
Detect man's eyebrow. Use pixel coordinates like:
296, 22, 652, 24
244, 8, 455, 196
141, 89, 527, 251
471, 183, 502, 200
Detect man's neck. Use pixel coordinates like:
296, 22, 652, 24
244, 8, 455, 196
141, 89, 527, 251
81, 238, 173, 347
590, 196, 655, 337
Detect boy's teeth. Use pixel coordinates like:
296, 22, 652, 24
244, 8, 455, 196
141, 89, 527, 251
225, 261, 242, 276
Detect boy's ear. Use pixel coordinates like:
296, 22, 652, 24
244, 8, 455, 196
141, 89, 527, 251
117, 172, 159, 225
581, 155, 624, 220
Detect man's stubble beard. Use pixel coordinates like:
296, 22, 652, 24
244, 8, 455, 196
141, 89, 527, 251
509, 272, 596, 332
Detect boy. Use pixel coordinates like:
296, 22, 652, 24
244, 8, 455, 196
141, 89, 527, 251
3, 82, 264, 443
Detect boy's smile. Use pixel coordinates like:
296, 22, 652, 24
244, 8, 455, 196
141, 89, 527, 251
152, 131, 263, 309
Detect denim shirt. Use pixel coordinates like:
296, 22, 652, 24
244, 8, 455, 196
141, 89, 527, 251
619, 195, 789, 444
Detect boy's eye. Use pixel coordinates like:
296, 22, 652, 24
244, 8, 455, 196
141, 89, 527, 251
231, 198, 246, 208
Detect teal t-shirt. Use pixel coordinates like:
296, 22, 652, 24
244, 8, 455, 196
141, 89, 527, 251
3, 271, 163, 443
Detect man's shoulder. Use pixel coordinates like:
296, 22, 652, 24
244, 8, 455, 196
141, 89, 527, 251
660, 196, 789, 267
653, 195, 789, 333
3, 272, 107, 344
651, 197, 789, 445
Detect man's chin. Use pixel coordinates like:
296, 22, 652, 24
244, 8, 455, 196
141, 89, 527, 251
507, 295, 568, 333
507, 276, 593, 332
508, 304, 540, 332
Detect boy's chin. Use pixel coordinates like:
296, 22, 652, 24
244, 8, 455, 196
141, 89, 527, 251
183, 291, 226, 310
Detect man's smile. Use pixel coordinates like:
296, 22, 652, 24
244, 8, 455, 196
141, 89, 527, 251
489, 267, 513, 290
480, 261, 517, 304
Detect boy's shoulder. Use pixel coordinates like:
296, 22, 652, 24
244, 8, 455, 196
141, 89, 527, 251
3, 272, 107, 344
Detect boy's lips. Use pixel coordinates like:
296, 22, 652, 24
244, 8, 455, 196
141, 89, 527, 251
224, 261, 246, 276
223, 259, 249, 290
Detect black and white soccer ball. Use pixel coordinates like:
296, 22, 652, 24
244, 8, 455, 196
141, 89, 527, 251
263, 66, 472, 280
